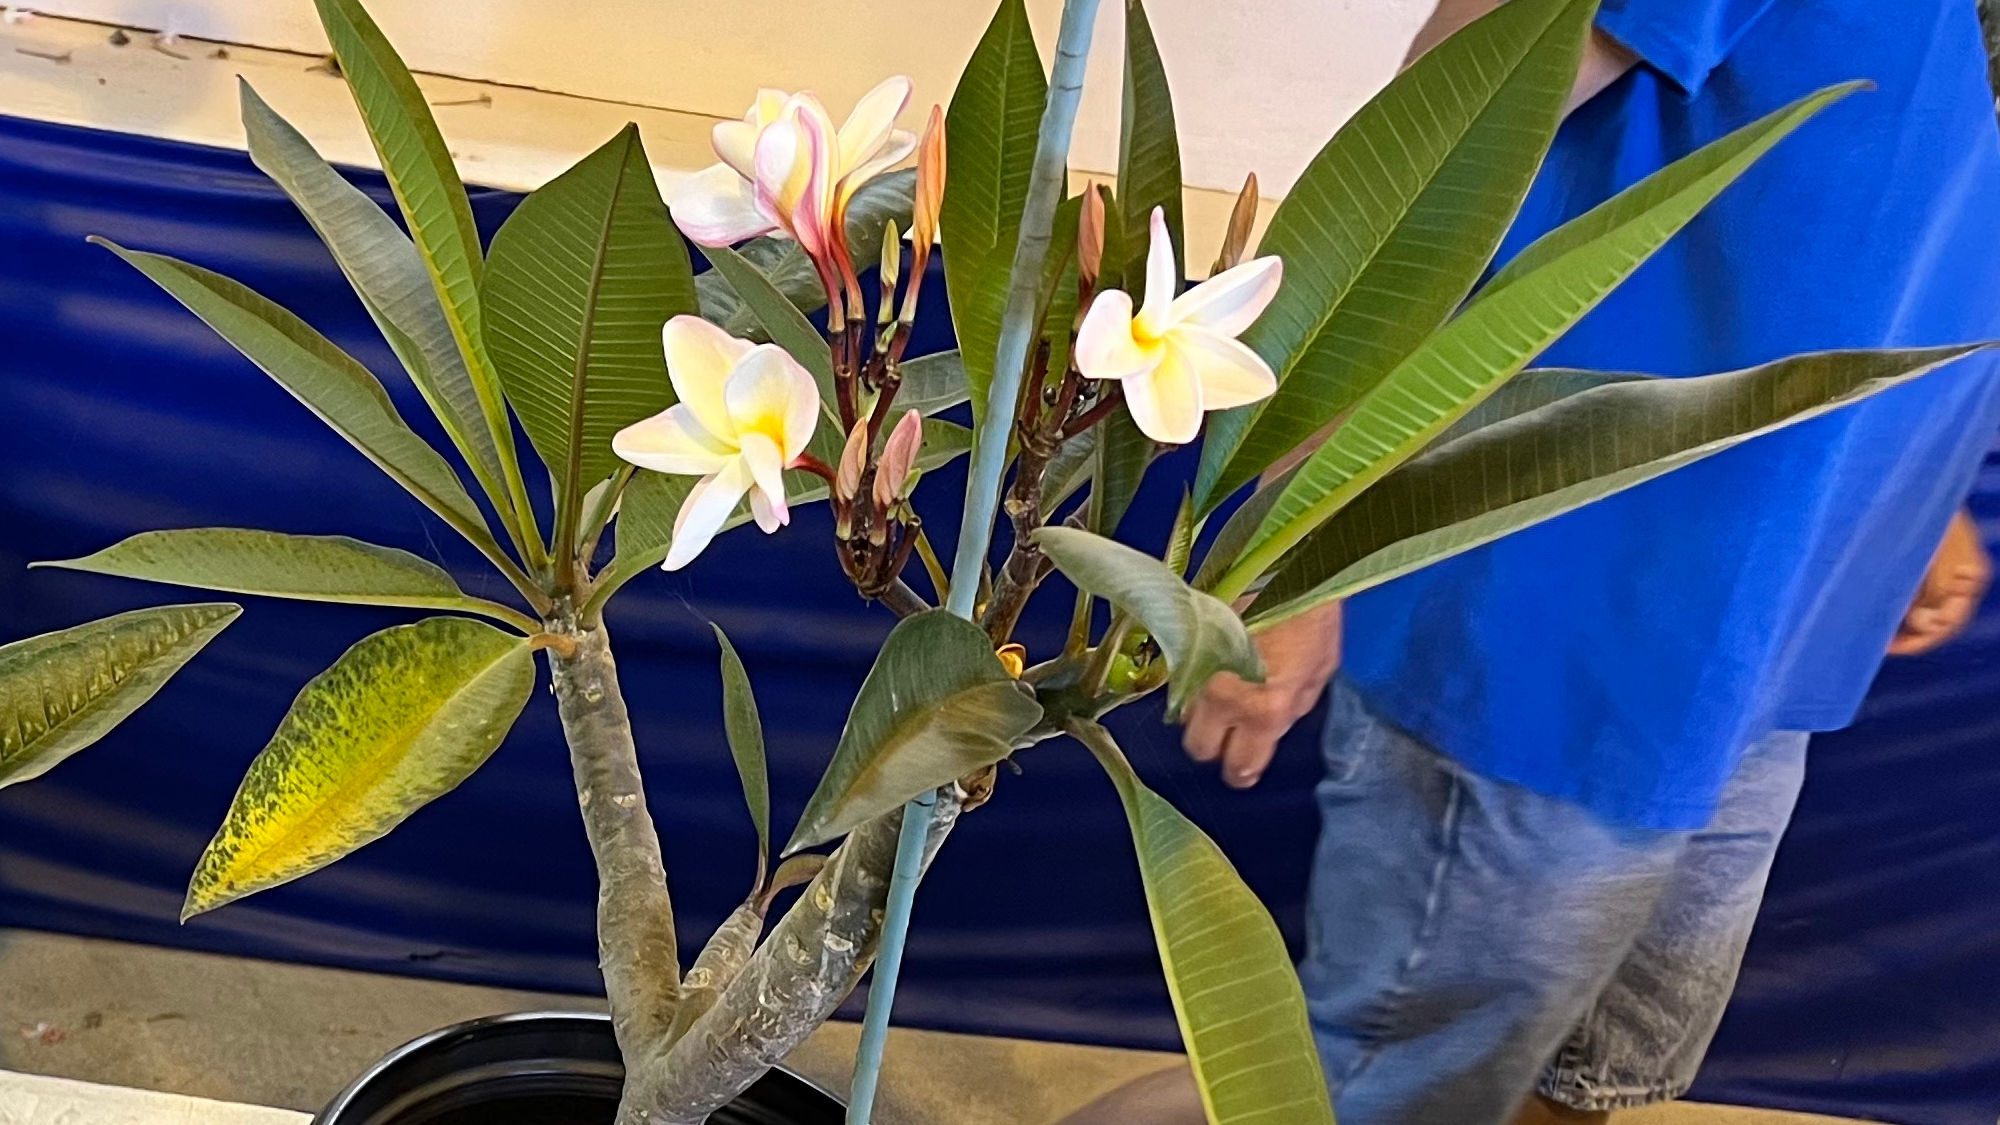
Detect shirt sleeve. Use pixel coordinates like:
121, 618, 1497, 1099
1595, 0, 1782, 98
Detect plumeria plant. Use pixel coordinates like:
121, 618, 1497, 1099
0, 0, 1974, 1121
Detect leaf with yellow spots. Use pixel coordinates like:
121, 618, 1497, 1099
184, 616, 534, 918
0, 603, 241, 790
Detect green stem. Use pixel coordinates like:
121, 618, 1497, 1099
849, 0, 1104, 1121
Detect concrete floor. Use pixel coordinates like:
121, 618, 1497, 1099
0, 928, 1857, 1124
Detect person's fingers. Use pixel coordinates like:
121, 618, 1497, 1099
1221, 724, 1281, 789
1180, 698, 1235, 763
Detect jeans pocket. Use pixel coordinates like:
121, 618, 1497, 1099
1318, 679, 1381, 790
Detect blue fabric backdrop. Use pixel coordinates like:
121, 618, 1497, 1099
1, 117, 1996, 1124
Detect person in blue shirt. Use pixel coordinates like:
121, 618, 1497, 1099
1065, 1, 2000, 1123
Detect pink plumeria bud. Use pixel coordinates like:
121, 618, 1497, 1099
836, 417, 870, 503
611, 316, 821, 570
1074, 207, 1283, 446
1078, 183, 1106, 290
873, 409, 923, 509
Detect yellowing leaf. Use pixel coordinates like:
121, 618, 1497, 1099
185, 616, 534, 918
0, 604, 240, 790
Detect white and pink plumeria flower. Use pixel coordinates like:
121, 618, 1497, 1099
1074, 207, 1283, 445
669, 76, 917, 262
612, 316, 821, 571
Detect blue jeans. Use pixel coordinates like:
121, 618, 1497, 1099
1300, 679, 1807, 1124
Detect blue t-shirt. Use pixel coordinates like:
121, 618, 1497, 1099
1343, 0, 2000, 829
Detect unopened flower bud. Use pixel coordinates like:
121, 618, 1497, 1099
878, 219, 902, 330
912, 105, 945, 255
835, 418, 869, 503
1078, 183, 1106, 290
901, 105, 946, 329
995, 643, 1026, 679
873, 409, 923, 509
1211, 171, 1260, 275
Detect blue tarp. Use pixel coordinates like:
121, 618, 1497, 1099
1, 116, 1996, 1124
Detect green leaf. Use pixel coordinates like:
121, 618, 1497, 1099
786, 611, 1042, 852
1189, 466, 1294, 592
609, 418, 973, 580
93, 241, 494, 546
484, 124, 693, 516
1071, 719, 1335, 1125
702, 244, 837, 410
942, 0, 1047, 421
239, 82, 512, 513
1212, 83, 1862, 600
36, 529, 526, 626
695, 171, 915, 339
1087, 409, 1154, 536
712, 623, 770, 885
1035, 527, 1261, 714
1040, 428, 1100, 518
310, 0, 512, 453
1193, 0, 1597, 514
1114, 0, 1183, 290
184, 616, 534, 918
1250, 344, 1988, 627
895, 350, 972, 416
0, 604, 241, 790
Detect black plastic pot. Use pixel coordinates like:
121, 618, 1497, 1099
314, 1011, 845, 1125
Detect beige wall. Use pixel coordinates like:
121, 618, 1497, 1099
17, 0, 1433, 195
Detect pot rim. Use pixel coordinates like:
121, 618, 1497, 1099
315, 1008, 844, 1122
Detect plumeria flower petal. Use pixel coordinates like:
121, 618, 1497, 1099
1165, 328, 1278, 409
1136, 208, 1179, 337
1124, 349, 1207, 446
614, 318, 822, 570
1073, 205, 1283, 445
1169, 255, 1284, 337
671, 77, 919, 267
663, 316, 756, 442
608, 405, 735, 476
1074, 290, 1163, 382
669, 163, 777, 247
666, 459, 754, 571
837, 76, 912, 181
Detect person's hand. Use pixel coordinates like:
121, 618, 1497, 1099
1889, 508, 1991, 656
1181, 601, 1342, 789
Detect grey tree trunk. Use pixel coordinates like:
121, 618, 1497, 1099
551, 622, 963, 1124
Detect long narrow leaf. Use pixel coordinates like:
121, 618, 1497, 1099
95, 241, 495, 548
310, 0, 513, 457
484, 124, 692, 521
941, 0, 1047, 422
947, 0, 1102, 615
38, 529, 529, 628
239, 82, 512, 516
1250, 344, 1988, 626
712, 623, 771, 887
1194, 0, 1596, 514
1114, 0, 1183, 288
0, 604, 240, 790
1071, 720, 1336, 1125
1213, 83, 1862, 598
